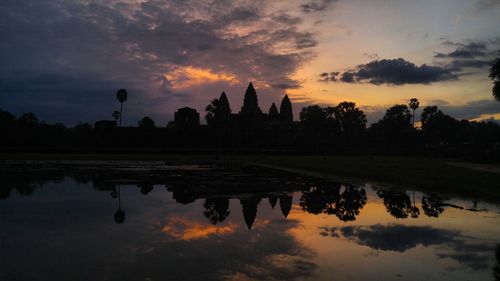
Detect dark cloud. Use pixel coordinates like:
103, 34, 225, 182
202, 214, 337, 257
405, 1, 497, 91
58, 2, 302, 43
433, 39, 499, 73
321, 39, 498, 86
269, 82, 302, 90
0, 0, 317, 125
340, 72, 356, 83
332, 58, 457, 85
474, 0, 500, 12
318, 71, 339, 82
301, 0, 338, 13
320, 224, 495, 270
434, 42, 487, 58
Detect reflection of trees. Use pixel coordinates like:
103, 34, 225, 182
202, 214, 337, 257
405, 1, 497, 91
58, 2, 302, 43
300, 184, 341, 215
0, 183, 38, 200
335, 185, 367, 221
422, 195, 445, 217
203, 198, 230, 225
299, 184, 366, 221
409, 191, 420, 218
0, 187, 12, 199
494, 244, 500, 281
138, 183, 154, 195
377, 189, 419, 219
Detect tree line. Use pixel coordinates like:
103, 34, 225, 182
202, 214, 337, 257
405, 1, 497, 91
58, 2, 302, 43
0, 57, 499, 158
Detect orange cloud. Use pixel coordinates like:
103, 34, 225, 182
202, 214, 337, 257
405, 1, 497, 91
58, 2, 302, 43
161, 217, 236, 240
164, 66, 239, 90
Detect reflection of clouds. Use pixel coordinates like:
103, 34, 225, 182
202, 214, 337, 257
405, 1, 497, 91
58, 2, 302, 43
222, 254, 315, 281
319, 224, 496, 270
161, 217, 236, 240
105, 218, 316, 281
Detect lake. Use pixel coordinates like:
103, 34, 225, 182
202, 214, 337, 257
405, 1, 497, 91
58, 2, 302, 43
1, 161, 499, 281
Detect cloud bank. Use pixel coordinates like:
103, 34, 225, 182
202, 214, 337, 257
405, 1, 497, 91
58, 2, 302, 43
0, 0, 318, 125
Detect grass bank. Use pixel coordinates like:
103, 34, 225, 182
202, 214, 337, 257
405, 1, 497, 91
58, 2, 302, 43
228, 155, 500, 200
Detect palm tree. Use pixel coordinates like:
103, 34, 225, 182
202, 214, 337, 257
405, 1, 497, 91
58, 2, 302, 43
490, 57, 500, 101
112, 110, 120, 123
409, 98, 419, 126
116, 89, 128, 127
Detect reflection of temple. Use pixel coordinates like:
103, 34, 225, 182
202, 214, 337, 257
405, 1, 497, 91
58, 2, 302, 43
240, 197, 261, 229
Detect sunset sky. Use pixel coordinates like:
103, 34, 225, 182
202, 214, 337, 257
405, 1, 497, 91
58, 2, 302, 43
1, 0, 499, 125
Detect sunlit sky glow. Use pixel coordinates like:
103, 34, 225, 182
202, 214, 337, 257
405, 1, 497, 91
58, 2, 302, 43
0, 0, 499, 125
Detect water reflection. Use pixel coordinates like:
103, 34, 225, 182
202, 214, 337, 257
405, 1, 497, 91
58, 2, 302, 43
1, 162, 499, 281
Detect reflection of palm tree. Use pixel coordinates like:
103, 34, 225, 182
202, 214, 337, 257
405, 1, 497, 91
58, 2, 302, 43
114, 185, 125, 224
422, 195, 444, 217
240, 197, 261, 230
493, 244, 500, 281
335, 185, 367, 221
279, 194, 293, 218
409, 191, 420, 218
203, 198, 230, 225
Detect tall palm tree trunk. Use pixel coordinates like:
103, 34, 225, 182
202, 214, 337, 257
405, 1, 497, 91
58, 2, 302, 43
119, 102, 123, 127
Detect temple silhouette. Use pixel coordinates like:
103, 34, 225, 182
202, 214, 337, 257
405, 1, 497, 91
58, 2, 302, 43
174, 82, 294, 129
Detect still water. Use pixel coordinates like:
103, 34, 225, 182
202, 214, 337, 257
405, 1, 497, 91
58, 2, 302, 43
1, 161, 499, 281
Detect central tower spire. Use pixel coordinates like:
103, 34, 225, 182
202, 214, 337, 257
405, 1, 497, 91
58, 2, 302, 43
240, 82, 262, 116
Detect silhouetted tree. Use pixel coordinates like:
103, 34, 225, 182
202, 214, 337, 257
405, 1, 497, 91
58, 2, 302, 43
0, 109, 16, 145
138, 116, 155, 129
18, 112, 39, 127
203, 198, 230, 225
421, 106, 459, 144
409, 98, 420, 126
0, 109, 15, 127
206, 91, 232, 127
112, 110, 121, 123
371, 104, 414, 144
300, 105, 327, 131
116, 89, 128, 127
490, 57, 500, 101
324, 106, 341, 134
333, 102, 367, 140
279, 95, 293, 122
